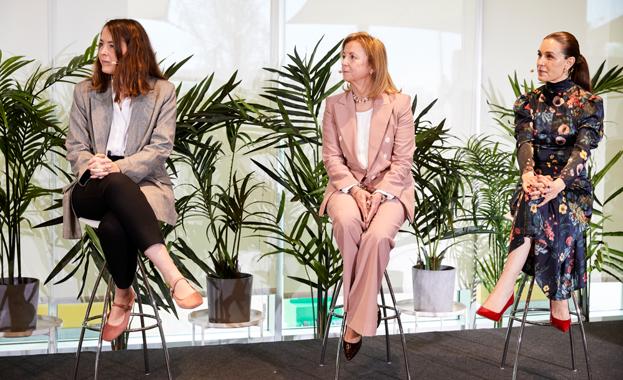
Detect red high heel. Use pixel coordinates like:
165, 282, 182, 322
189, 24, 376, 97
476, 294, 514, 322
550, 300, 572, 332
550, 314, 571, 332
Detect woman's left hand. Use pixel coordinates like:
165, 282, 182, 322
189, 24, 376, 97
537, 177, 565, 207
89, 154, 120, 179
364, 192, 386, 229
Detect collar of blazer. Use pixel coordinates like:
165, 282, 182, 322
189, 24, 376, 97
334, 91, 393, 171
90, 78, 158, 155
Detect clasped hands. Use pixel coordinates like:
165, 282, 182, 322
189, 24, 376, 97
350, 185, 386, 229
88, 153, 120, 179
522, 171, 565, 207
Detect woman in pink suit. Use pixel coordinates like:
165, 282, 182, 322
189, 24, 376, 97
319, 32, 415, 360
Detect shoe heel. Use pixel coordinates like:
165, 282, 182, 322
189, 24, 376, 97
476, 294, 514, 322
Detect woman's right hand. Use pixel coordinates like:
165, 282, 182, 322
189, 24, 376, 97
350, 186, 370, 223
521, 171, 544, 200
88, 153, 112, 179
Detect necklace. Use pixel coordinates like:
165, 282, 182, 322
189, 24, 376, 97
352, 93, 369, 103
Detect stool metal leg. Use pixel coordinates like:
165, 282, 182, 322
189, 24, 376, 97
320, 278, 342, 366
379, 285, 391, 364
568, 310, 576, 371
384, 271, 411, 380
74, 265, 106, 380
94, 276, 114, 380
511, 276, 535, 380
133, 282, 150, 375
335, 310, 347, 380
571, 291, 591, 380
501, 273, 528, 369
137, 259, 172, 380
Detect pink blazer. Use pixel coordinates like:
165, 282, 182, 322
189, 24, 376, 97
319, 91, 415, 222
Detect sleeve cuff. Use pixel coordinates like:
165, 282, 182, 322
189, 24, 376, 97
375, 190, 395, 200
341, 184, 357, 194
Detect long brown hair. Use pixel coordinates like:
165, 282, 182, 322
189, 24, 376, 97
92, 19, 165, 101
544, 31, 591, 92
342, 32, 399, 98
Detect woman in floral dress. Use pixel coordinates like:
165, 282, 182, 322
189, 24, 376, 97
477, 31, 604, 332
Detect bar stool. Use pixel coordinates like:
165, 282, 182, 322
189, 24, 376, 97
73, 218, 173, 380
319, 270, 411, 380
501, 273, 591, 380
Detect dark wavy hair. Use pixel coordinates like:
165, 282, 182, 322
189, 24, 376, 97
544, 31, 591, 92
92, 19, 165, 101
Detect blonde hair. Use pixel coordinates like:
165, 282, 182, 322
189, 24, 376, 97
342, 32, 399, 98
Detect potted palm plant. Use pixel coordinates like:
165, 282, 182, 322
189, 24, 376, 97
0, 45, 95, 331
460, 135, 518, 319
249, 38, 344, 338
171, 72, 275, 323
406, 96, 465, 312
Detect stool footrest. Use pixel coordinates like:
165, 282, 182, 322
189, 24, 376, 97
379, 306, 400, 322
513, 307, 549, 313
81, 313, 160, 332
328, 304, 344, 320
127, 324, 160, 333
508, 318, 550, 327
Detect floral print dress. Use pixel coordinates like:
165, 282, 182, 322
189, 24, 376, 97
509, 78, 604, 300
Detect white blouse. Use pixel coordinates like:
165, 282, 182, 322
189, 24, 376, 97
105, 94, 132, 156
355, 108, 373, 169
341, 108, 394, 199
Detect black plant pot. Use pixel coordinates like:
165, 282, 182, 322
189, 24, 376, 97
0, 277, 39, 332
206, 273, 253, 323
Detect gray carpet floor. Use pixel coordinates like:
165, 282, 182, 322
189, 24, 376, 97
1, 320, 622, 379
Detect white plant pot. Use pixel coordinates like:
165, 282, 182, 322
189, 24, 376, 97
412, 265, 455, 312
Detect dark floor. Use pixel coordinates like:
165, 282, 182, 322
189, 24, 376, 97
1, 320, 622, 379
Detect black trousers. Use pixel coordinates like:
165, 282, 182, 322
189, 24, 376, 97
71, 172, 164, 289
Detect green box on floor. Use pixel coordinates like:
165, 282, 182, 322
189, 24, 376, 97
285, 297, 344, 328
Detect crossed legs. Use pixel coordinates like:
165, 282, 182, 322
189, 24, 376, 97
72, 173, 199, 327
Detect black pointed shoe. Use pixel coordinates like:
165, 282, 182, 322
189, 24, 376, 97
343, 336, 362, 361
377, 307, 382, 328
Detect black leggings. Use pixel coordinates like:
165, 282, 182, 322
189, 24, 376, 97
71, 173, 164, 289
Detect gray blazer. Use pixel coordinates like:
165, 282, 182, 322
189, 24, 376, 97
62, 78, 177, 239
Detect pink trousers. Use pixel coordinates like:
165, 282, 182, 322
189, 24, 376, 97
326, 192, 405, 336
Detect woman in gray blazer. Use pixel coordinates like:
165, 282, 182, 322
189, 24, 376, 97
63, 19, 202, 341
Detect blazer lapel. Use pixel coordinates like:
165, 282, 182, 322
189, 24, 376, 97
367, 94, 392, 167
334, 92, 358, 164
91, 88, 112, 154
125, 88, 156, 155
